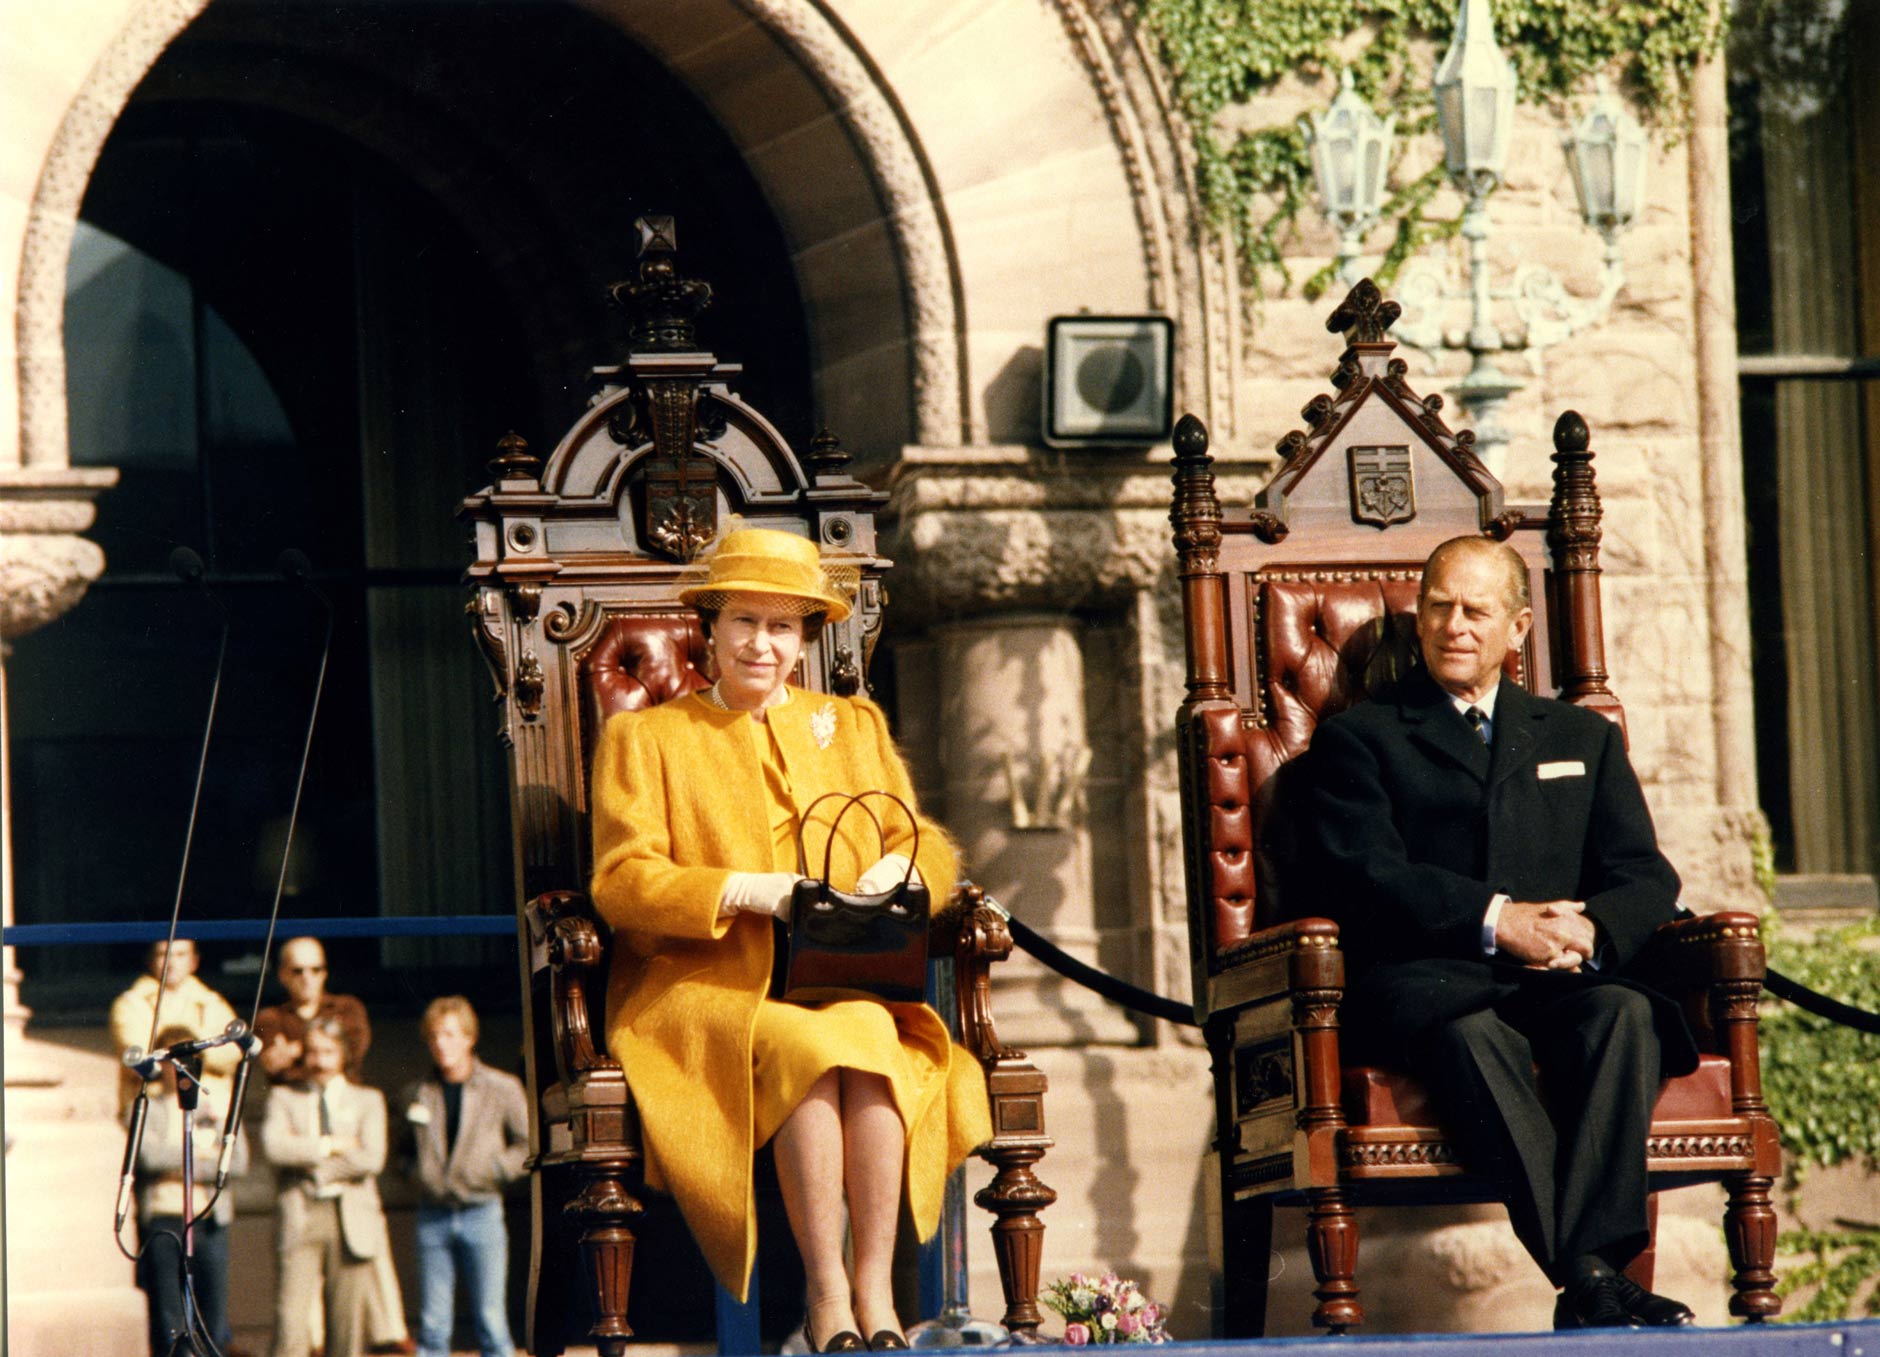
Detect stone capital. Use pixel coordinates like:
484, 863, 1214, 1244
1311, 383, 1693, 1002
0, 466, 118, 640
882, 444, 1270, 620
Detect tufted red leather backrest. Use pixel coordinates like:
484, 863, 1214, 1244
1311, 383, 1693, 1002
580, 614, 711, 761
1204, 572, 1534, 952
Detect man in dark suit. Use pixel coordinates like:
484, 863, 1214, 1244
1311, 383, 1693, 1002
1304, 535, 1698, 1331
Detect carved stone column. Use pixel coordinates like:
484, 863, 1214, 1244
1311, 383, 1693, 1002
931, 612, 1138, 1046
0, 465, 117, 1084
885, 446, 1272, 1047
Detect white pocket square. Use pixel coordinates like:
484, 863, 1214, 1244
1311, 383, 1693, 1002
1537, 760, 1586, 780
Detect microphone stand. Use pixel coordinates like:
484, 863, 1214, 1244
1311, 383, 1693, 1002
169, 1052, 212, 1357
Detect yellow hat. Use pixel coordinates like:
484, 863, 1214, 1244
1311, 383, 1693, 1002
677, 526, 855, 623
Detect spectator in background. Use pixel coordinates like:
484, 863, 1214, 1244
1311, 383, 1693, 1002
262, 1017, 389, 1357
136, 1023, 251, 1357
401, 996, 528, 1357
111, 938, 242, 1118
255, 937, 371, 1085
255, 937, 412, 1355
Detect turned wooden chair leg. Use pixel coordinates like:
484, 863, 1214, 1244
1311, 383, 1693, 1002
1724, 1171, 1781, 1321
1304, 1185, 1362, 1333
975, 1139, 1057, 1337
567, 1164, 646, 1357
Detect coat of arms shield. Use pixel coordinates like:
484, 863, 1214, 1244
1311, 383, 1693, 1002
1348, 444, 1416, 528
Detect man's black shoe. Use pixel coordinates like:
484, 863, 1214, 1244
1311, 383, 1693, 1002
1608, 1272, 1696, 1326
1553, 1273, 1643, 1330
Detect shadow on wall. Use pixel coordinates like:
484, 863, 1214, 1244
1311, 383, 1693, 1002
983, 344, 1043, 443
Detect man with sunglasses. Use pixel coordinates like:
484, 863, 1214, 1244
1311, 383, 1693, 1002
256, 937, 372, 1085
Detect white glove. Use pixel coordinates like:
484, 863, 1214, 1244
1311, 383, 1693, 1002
720, 872, 802, 921
854, 853, 922, 896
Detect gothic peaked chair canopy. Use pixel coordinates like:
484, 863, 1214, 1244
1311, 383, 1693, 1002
1167, 279, 1780, 1336
458, 217, 1053, 1357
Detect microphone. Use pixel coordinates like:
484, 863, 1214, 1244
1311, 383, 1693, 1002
169, 545, 207, 587
115, 1091, 150, 1233
215, 1032, 263, 1191
276, 547, 314, 585
122, 1020, 251, 1081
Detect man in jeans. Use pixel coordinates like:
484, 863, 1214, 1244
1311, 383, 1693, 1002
400, 996, 529, 1357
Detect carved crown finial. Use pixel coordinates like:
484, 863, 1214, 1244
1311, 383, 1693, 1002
806, 426, 851, 475
1326, 277, 1401, 344
488, 430, 542, 482
607, 214, 714, 353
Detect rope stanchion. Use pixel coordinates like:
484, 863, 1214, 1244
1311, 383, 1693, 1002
1001, 914, 1197, 1027
1764, 965, 1880, 1035
997, 916, 1880, 1040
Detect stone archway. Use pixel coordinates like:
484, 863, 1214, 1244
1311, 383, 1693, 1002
14, 0, 976, 479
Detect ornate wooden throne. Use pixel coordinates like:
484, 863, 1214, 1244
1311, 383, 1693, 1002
1168, 280, 1781, 1335
460, 218, 1053, 1356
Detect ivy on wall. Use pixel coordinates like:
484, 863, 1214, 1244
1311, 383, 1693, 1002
1130, 0, 1726, 300
1760, 913, 1880, 1320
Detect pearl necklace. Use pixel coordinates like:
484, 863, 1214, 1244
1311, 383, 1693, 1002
700, 683, 791, 714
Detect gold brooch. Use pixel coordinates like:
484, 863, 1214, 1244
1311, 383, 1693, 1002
810, 701, 837, 750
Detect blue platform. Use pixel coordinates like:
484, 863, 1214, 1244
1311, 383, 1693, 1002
1062, 1320, 1878, 1356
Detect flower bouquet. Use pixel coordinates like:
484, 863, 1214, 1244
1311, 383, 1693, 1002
1040, 1272, 1171, 1344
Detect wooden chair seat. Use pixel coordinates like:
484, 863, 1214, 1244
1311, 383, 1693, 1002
1340, 1054, 1734, 1134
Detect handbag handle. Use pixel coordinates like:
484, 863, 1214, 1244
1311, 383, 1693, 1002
795, 790, 921, 894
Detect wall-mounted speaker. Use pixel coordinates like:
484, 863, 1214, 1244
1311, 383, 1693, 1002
1043, 315, 1175, 446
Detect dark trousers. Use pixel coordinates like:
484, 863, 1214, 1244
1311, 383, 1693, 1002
1405, 981, 1661, 1284
138, 1215, 231, 1354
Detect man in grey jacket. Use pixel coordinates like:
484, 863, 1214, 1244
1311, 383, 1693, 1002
400, 996, 529, 1357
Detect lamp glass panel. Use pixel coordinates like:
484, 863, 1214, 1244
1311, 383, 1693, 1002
1436, 84, 1467, 171
1467, 86, 1503, 168
1611, 135, 1644, 224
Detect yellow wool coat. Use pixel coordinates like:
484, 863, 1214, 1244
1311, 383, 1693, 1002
589, 687, 992, 1298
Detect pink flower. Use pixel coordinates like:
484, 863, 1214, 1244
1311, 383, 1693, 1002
1065, 1323, 1091, 1345
1116, 1313, 1141, 1335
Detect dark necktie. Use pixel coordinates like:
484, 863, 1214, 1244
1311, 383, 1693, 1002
1466, 706, 1492, 746
318, 1086, 333, 1137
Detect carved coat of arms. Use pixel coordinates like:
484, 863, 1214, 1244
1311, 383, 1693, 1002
1348, 445, 1416, 529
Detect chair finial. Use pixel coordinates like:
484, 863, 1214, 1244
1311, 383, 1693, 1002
608, 214, 714, 352
1326, 278, 1401, 344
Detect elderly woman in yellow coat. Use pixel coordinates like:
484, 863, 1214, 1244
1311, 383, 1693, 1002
589, 527, 992, 1354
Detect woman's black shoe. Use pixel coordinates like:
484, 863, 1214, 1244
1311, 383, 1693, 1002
812, 1331, 867, 1353
867, 1331, 909, 1351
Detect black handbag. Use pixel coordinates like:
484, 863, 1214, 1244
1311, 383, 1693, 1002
772, 791, 930, 1005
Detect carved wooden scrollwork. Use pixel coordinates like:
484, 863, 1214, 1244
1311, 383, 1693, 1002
1483, 509, 1524, 541
466, 592, 508, 701
1325, 278, 1401, 344
546, 599, 605, 648
515, 651, 545, 721
510, 581, 543, 625
1248, 512, 1290, 544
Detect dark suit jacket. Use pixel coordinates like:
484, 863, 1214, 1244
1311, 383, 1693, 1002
1302, 670, 1696, 1074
